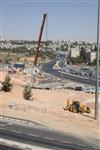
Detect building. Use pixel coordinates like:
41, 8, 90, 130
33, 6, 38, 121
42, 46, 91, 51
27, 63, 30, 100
87, 51, 96, 62
90, 51, 96, 62
70, 47, 80, 58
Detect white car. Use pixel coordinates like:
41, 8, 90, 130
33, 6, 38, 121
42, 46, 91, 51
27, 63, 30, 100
84, 87, 100, 94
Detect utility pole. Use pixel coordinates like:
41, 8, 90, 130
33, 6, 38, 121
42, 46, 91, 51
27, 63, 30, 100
95, 0, 100, 120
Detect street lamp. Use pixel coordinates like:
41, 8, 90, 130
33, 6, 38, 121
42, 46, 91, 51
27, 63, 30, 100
95, 0, 100, 120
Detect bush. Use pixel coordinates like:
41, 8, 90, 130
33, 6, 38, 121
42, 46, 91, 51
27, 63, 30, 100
23, 85, 32, 100
71, 56, 82, 64
2, 75, 12, 92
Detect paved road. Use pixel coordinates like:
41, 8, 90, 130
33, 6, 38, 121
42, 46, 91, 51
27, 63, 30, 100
0, 144, 22, 150
42, 59, 100, 86
0, 118, 99, 150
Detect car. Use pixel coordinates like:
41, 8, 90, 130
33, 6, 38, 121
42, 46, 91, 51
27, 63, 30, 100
84, 87, 100, 94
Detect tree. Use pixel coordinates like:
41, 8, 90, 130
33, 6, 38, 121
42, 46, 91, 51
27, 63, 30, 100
93, 46, 97, 51
16, 56, 20, 61
4, 53, 12, 64
23, 85, 32, 100
80, 47, 87, 62
71, 56, 81, 64
2, 75, 12, 92
88, 59, 100, 66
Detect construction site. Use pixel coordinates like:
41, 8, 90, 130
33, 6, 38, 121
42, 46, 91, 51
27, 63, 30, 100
0, 13, 100, 145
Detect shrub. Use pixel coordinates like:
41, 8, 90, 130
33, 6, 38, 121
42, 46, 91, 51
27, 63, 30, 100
2, 75, 12, 92
23, 85, 32, 100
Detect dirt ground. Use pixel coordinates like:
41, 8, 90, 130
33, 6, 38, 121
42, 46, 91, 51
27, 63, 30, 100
0, 71, 100, 142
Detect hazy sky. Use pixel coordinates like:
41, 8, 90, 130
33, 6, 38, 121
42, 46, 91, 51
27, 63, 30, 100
0, 0, 98, 42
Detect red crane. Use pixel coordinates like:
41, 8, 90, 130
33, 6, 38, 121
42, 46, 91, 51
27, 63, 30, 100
34, 13, 47, 66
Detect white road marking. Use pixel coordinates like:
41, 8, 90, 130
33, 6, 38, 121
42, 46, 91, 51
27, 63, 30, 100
44, 137, 54, 141
28, 133, 39, 137
0, 138, 51, 150
77, 143, 87, 147
61, 140, 72, 144
11, 129, 22, 134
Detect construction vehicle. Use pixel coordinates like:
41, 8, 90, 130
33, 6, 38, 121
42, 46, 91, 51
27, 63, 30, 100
63, 99, 91, 113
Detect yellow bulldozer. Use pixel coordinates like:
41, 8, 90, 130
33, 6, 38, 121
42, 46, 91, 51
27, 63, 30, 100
63, 100, 91, 113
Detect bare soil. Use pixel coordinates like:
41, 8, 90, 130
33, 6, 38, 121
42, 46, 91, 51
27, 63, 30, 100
0, 71, 100, 141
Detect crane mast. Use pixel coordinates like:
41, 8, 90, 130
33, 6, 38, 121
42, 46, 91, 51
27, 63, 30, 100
34, 13, 47, 66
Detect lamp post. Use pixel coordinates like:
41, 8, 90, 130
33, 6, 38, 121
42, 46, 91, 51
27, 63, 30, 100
95, 0, 100, 120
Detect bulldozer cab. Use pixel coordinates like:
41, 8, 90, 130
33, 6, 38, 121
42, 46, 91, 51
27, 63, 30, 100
71, 101, 80, 113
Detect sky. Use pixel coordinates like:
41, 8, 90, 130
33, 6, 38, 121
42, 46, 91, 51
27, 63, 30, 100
0, 0, 98, 42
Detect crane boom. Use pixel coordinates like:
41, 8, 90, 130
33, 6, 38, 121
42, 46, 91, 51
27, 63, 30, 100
34, 13, 47, 66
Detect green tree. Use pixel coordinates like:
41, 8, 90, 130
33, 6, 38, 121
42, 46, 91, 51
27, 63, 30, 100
2, 75, 12, 92
23, 85, 32, 100
71, 56, 81, 64
80, 47, 86, 62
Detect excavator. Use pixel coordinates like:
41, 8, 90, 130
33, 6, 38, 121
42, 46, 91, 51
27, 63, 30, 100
63, 99, 91, 113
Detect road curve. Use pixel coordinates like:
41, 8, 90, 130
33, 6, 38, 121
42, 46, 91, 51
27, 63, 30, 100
0, 119, 99, 150
0, 144, 21, 150
42, 59, 99, 86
